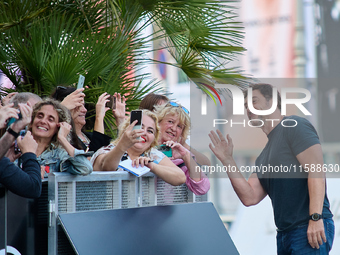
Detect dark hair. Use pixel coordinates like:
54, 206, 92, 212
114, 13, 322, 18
30, 99, 83, 149
243, 83, 281, 111
50, 86, 76, 102
139, 93, 169, 112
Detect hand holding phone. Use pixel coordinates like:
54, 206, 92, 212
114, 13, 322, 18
158, 144, 173, 158
130, 110, 143, 140
106, 95, 116, 109
77, 75, 85, 90
7, 112, 22, 127
14, 129, 27, 154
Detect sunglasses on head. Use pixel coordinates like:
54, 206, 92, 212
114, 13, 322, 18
167, 101, 189, 114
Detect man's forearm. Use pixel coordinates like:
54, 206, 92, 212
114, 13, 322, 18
221, 157, 266, 206
308, 177, 325, 215
0, 130, 16, 160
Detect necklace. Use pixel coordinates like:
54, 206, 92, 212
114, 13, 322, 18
79, 132, 90, 152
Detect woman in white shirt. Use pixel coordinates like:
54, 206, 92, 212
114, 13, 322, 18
91, 110, 185, 186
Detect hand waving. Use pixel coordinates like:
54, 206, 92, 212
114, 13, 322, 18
209, 130, 233, 164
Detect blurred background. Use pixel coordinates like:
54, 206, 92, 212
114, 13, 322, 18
115, 0, 340, 254
1, 1, 339, 254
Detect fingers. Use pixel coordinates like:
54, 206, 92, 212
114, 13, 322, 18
216, 129, 226, 141
96, 93, 111, 114
208, 130, 219, 145
209, 130, 229, 145
62, 89, 85, 110
16, 135, 23, 145
114, 92, 121, 102
163, 140, 184, 151
307, 224, 327, 249
1, 104, 19, 119
209, 142, 216, 154
321, 231, 327, 244
98, 92, 110, 103
25, 130, 32, 138
73, 88, 85, 94
163, 140, 176, 147
226, 134, 233, 146
126, 120, 138, 131
59, 122, 71, 130
7, 92, 18, 99
71, 89, 85, 101
132, 157, 150, 168
311, 235, 319, 249
114, 92, 126, 104
130, 129, 145, 142
2, 92, 18, 106
18, 103, 32, 118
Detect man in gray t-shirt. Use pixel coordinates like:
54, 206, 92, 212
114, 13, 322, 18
209, 83, 334, 254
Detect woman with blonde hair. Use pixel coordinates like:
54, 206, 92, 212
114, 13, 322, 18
155, 102, 210, 195
91, 110, 185, 186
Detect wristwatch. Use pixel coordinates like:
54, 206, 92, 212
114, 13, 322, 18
309, 213, 323, 221
6, 127, 20, 138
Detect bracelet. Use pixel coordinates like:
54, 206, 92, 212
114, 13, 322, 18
7, 127, 20, 138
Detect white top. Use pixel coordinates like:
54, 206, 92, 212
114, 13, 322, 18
90, 143, 166, 166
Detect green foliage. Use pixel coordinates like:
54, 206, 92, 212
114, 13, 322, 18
0, 0, 247, 135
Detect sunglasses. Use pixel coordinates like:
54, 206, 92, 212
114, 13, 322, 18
167, 101, 189, 114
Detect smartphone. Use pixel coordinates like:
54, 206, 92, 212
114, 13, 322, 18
158, 144, 172, 158
106, 95, 116, 109
14, 129, 27, 154
130, 110, 143, 140
7, 112, 22, 127
77, 74, 85, 90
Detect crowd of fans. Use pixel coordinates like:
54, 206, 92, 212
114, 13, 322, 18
0, 89, 210, 199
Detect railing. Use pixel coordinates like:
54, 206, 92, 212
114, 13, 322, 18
47, 171, 208, 255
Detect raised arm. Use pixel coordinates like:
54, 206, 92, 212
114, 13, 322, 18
57, 122, 76, 157
1, 92, 18, 107
94, 92, 111, 134
209, 129, 267, 206
112, 92, 126, 128
92, 120, 144, 171
0, 103, 32, 160
60, 88, 85, 110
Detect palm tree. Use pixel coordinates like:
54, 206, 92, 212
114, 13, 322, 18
0, 0, 246, 135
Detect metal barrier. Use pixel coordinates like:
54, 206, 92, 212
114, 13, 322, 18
47, 171, 208, 255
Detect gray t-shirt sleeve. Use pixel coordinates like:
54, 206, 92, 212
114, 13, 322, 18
286, 116, 320, 156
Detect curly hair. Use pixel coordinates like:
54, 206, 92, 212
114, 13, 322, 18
154, 102, 190, 143
113, 110, 160, 155
30, 98, 82, 149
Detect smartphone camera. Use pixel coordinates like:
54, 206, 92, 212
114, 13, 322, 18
7, 112, 22, 127
158, 144, 172, 158
14, 129, 27, 154
106, 95, 116, 109
130, 110, 143, 140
